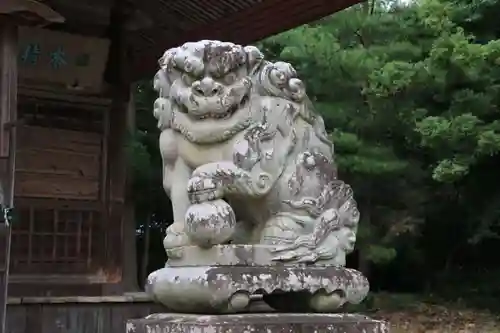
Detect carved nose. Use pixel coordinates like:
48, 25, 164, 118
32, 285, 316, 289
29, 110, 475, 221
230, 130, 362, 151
192, 78, 222, 97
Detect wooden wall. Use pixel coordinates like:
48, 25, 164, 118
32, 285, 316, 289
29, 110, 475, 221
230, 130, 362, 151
14, 97, 106, 201
6, 297, 163, 333
6, 1, 136, 299
7, 94, 123, 296
15, 125, 101, 200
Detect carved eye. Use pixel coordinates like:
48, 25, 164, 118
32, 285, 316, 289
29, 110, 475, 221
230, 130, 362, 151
270, 69, 286, 85
182, 73, 195, 86
224, 72, 237, 85
184, 61, 193, 73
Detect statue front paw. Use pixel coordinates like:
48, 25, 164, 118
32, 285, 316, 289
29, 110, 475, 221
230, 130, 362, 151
188, 162, 242, 203
163, 223, 190, 259
187, 175, 224, 203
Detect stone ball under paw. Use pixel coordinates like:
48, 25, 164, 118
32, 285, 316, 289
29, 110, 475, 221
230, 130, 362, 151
185, 199, 236, 248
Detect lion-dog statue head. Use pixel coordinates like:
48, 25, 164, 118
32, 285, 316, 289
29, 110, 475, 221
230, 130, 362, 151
153, 40, 265, 144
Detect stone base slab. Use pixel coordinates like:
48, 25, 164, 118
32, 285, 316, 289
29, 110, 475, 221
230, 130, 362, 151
146, 265, 369, 313
127, 313, 390, 333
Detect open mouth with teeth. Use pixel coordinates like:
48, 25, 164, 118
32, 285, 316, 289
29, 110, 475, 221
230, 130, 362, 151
188, 95, 250, 120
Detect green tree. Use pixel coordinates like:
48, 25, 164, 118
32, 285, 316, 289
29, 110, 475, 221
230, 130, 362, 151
260, 3, 427, 275
367, 0, 500, 251
261, 0, 500, 281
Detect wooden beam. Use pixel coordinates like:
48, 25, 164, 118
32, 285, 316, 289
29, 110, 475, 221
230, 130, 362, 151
102, 0, 139, 294
0, 0, 65, 24
103, 0, 131, 87
0, 19, 17, 333
120, 90, 138, 292
0, 23, 16, 159
130, 0, 362, 80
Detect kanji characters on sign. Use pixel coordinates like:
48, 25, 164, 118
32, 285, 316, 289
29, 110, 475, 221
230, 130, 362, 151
50, 46, 67, 69
19, 43, 41, 65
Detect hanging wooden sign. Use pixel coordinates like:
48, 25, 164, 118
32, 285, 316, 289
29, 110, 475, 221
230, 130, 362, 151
17, 27, 110, 91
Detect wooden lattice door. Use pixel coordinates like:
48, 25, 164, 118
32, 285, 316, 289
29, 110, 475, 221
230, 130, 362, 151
0, 186, 13, 333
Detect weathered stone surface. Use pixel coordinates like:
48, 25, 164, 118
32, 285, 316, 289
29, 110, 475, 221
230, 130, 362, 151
185, 200, 236, 248
154, 40, 359, 267
147, 40, 381, 320
126, 313, 390, 333
146, 264, 368, 313
166, 244, 364, 267
166, 244, 275, 266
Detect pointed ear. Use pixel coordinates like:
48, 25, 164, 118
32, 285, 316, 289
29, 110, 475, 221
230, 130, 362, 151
153, 69, 171, 97
244, 45, 264, 76
155, 48, 178, 97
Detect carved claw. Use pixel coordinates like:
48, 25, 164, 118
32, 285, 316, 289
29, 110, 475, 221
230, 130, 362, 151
271, 243, 298, 253
188, 162, 245, 203
294, 235, 317, 249
163, 223, 190, 259
295, 252, 320, 264
271, 251, 300, 262
272, 235, 316, 253
187, 175, 224, 203
271, 234, 328, 263
271, 248, 321, 263
191, 161, 237, 177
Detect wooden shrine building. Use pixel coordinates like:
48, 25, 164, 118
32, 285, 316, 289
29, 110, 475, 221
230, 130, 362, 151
0, 0, 361, 332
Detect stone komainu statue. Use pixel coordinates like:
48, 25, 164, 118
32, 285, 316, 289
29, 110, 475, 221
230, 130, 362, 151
146, 40, 368, 314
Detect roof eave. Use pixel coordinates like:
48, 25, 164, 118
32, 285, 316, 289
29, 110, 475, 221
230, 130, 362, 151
130, 0, 363, 80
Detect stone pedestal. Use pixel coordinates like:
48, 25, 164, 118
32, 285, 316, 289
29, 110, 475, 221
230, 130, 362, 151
127, 313, 389, 333
146, 245, 369, 314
